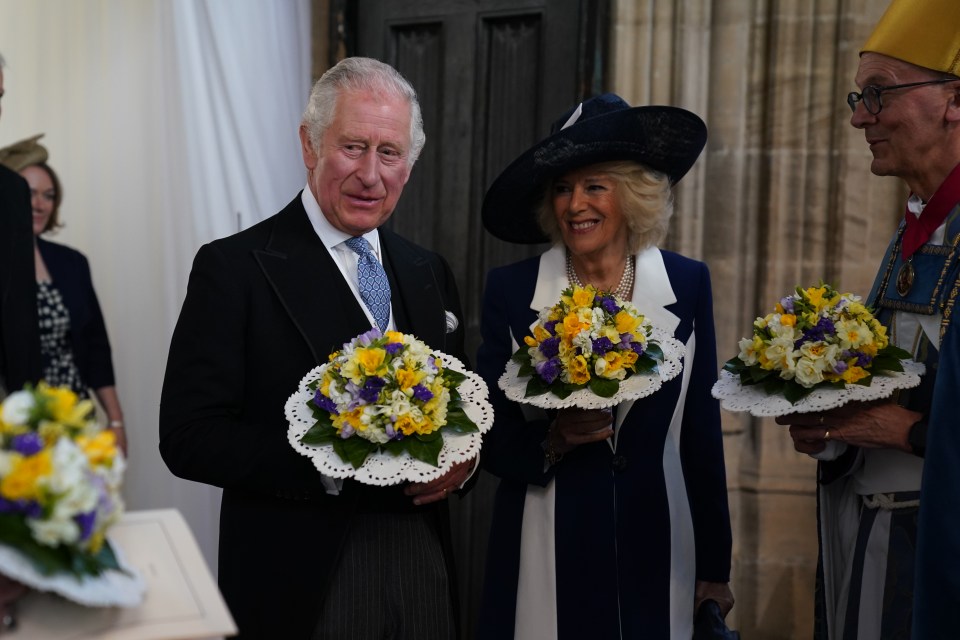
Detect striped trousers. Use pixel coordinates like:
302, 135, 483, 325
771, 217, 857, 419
313, 511, 456, 640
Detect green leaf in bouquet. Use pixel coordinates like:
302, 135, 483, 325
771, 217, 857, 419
444, 404, 479, 433
0, 514, 123, 578
871, 352, 905, 373
442, 368, 467, 387
511, 348, 532, 365
879, 344, 912, 360
783, 380, 815, 404
853, 373, 874, 387
644, 342, 664, 362
761, 376, 784, 396
552, 384, 576, 399
723, 357, 745, 374
301, 414, 337, 445
747, 366, 773, 385
382, 439, 406, 457
588, 377, 619, 398
404, 434, 443, 467
525, 376, 551, 397
333, 436, 377, 469
633, 357, 658, 373
518, 362, 537, 378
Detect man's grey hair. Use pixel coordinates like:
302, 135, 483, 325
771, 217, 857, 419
302, 57, 426, 167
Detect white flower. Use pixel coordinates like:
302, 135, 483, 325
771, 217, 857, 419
29, 517, 79, 547
738, 337, 759, 365
835, 318, 874, 350
764, 337, 797, 371
795, 356, 827, 387
572, 330, 593, 355
1, 390, 34, 425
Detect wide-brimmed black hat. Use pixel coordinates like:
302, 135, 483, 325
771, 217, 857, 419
481, 93, 707, 244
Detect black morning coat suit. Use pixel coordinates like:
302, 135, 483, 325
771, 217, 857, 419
0, 165, 41, 392
159, 194, 468, 639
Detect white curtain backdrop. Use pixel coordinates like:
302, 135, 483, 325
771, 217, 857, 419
0, 0, 311, 574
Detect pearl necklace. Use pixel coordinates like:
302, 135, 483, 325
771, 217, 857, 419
566, 251, 635, 300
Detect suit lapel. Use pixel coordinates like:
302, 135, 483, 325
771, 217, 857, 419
380, 229, 446, 350
253, 199, 369, 364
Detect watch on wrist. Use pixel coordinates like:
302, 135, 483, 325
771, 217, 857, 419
908, 418, 927, 458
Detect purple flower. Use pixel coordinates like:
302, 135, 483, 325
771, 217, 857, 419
798, 317, 836, 347
619, 333, 634, 348
539, 336, 560, 359
832, 361, 848, 374
780, 297, 795, 313
358, 377, 386, 403
599, 295, 620, 314
631, 341, 646, 356
313, 389, 339, 415
0, 498, 42, 518
11, 432, 43, 456
75, 511, 97, 542
535, 358, 561, 384
592, 337, 614, 355
340, 425, 356, 438
856, 352, 873, 367
355, 327, 383, 346
412, 384, 434, 402
543, 320, 559, 335
385, 341, 404, 355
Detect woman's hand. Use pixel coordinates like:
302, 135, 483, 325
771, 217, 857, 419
547, 408, 614, 455
695, 580, 734, 617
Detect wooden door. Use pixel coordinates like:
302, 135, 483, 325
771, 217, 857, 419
339, 2, 609, 636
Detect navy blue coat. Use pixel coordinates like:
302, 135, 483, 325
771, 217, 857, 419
36, 237, 115, 390
476, 246, 732, 639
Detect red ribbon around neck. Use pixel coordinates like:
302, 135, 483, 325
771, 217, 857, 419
901, 162, 960, 260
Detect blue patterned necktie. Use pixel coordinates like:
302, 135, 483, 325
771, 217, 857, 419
344, 236, 391, 333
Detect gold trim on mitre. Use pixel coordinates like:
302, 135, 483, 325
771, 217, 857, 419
862, 0, 960, 75
0, 134, 47, 172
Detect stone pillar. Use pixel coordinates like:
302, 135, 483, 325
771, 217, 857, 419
611, 1, 901, 637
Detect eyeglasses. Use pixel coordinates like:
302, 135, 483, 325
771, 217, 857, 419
847, 78, 960, 115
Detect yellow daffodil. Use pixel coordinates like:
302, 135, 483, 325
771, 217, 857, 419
0, 450, 52, 501
77, 431, 118, 466
355, 347, 388, 377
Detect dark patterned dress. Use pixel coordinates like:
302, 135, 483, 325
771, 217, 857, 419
36, 280, 87, 397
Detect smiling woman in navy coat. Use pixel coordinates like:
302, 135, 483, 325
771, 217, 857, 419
476, 94, 734, 640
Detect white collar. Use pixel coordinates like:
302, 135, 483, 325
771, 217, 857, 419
529, 244, 680, 335
300, 186, 382, 255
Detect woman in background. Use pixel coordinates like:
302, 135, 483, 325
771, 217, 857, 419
0, 136, 127, 454
476, 94, 733, 639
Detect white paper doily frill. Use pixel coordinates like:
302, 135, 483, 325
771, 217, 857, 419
286, 353, 493, 486
710, 359, 925, 417
0, 538, 145, 607
497, 328, 686, 410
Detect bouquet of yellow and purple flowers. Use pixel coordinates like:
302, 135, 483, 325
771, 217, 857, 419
511, 285, 666, 401
722, 283, 912, 403
0, 383, 126, 580
299, 328, 479, 469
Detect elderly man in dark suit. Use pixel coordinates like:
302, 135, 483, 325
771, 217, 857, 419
160, 57, 472, 639
0, 51, 41, 633
0, 54, 41, 396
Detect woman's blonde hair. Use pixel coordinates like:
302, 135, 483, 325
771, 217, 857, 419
536, 161, 673, 254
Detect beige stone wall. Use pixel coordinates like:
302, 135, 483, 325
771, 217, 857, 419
611, 1, 906, 638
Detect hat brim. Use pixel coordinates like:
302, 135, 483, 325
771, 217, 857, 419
481, 106, 707, 244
